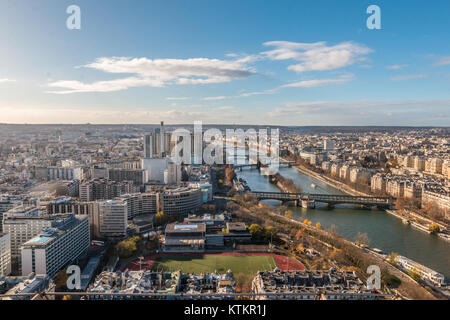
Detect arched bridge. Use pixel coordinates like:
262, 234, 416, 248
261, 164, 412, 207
252, 191, 395, 209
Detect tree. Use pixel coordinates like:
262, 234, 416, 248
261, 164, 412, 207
248, 224, 263, 239
295, 228, 305, 242
387, 252, 398, 266
54, 270, 68, 290
383, 274, 401, 288
408, 270, 421, 282
264, 226, 278, 241
154, 211, 168, 227
428, 224, 440, 233
354, 232, 371, 247
116, 236, 141, 258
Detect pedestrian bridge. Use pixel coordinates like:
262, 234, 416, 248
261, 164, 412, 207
252, 191, 395, 209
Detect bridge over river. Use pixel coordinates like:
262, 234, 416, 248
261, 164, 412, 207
252, 191, 395, 209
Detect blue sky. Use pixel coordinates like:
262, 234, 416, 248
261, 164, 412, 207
1, 0, 449, 125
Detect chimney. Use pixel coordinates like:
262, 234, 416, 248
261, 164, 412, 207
160, 121, 164, 157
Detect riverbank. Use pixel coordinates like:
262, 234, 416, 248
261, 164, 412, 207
289, 162, 449, 238
292, 164, 368, 196
230, 196, 438, 299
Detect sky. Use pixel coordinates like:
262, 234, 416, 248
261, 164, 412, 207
1, 0, 450, 126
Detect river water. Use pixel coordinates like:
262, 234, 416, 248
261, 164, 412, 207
237, 167, 450, 278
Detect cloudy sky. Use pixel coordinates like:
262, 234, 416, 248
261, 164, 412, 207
1, 0, 449, 125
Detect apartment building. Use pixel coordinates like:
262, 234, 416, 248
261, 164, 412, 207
2, 206, 50, 265
0, 233, 11, 276
95, 200, 128, 239
21, 214, 90, 278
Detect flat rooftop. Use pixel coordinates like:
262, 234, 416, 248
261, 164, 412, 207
165, 223, 206, 233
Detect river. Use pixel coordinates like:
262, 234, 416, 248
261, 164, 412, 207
236, 167, 450, 278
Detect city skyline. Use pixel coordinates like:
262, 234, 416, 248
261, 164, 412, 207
1, 0, 450, 125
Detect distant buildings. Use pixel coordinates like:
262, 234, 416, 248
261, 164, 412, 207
21, 214, 90, 277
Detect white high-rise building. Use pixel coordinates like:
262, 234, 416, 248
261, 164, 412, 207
21, 214, 90, 277
97, 200, 128, 239
2, 207, 49, 264
323, 139, 335, 151
165, 161, 182, 185
0, 232, 11, 276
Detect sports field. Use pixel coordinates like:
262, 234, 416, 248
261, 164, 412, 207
151, 254, 277, 274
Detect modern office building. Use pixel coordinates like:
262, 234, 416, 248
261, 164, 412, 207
159, 186, 203, 215
95, 200, 128, 239
0, 232, 11, 276
163, 223, 206, 252
164, 161, 182, 185
141, 157, 169, 183
21, 214, 90, 278
323, 139, 335, 151
119, 193, 158, 219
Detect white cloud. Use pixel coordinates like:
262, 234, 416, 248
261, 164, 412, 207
390, 74, 427, 81
47, 77, 163, 94
268, 99, 450, 117
0, 78, 16, 83
280, 74, 354, 88
262, 41, 371, 72
199, 74, 354, 101
166, 97, 190, 100
386, 64, 408, 70
202, 96, 227, 101
433, 56, 450, 66
0, 106, 242, 124
48, 57, 256, 94
218, 106, 235, 110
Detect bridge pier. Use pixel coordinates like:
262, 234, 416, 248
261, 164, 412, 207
301, 200, 315, 209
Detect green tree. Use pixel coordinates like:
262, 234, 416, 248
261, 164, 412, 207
154, 211, 167, 227
248, 224, 263, 240
387, 252, 399, 266
263, 226, 278, 241
408, 270, 421, 282
428, 224, 440, 233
